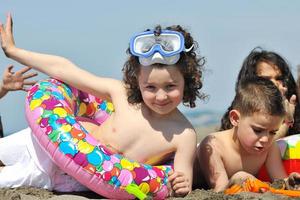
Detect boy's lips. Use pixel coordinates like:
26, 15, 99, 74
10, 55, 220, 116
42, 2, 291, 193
254, 146, 264, 151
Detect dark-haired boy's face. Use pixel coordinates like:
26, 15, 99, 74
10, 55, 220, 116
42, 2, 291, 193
138, 65, 184, 115
256, 62, 286, 96
236, 112, 283, 155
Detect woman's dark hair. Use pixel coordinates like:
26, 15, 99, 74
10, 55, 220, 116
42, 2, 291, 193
220, 47, 300, 135
122, 25, 206, 108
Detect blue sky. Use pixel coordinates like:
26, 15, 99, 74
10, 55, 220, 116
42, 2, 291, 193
1, 0, 300, 134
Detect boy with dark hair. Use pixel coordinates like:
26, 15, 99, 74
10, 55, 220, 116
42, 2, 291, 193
193, 77, 300, 191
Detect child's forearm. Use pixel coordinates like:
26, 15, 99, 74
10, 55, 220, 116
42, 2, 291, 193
6, 47, 75, 81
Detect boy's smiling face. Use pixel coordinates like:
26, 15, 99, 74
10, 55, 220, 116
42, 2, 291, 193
138, 65, 184, 115
231, 110, 284, 155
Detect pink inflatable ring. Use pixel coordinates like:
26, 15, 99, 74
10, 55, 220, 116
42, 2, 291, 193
25, 79, 171, 199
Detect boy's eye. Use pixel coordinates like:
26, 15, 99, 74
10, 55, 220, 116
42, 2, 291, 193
269, 131, 277, 136
253, 128, 263, 134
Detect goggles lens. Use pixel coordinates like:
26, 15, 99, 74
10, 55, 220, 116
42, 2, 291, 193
130, 30, 185, 58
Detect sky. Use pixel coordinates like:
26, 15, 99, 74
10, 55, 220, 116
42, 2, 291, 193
1, 0, 300, 135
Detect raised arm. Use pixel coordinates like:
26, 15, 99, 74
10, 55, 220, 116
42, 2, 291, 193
0, 13, 122, 101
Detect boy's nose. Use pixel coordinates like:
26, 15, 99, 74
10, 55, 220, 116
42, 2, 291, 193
259, 134, 270, 143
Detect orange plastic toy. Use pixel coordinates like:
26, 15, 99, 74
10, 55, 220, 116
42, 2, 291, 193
225, 178, 300, 197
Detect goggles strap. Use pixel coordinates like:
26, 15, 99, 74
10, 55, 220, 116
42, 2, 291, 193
185, 44, 194, 52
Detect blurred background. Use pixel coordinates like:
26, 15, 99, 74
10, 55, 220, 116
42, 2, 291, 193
1, 0, 300, 139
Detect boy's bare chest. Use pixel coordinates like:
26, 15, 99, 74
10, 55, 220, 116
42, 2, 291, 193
224, 151, 268, 177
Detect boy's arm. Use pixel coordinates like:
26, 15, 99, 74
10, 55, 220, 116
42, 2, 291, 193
168, 128, 196, 197
265, 142, 287, 180
198, 135, 229, 192
0, 14, 123, 101
265, 142, 300, 189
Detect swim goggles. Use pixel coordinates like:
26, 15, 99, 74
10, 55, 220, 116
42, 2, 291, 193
129, 30, 193, 66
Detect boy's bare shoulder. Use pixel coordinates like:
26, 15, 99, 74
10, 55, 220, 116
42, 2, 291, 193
200, 130, 229, 152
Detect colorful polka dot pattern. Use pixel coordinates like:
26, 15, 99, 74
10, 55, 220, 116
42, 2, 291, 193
26, 79, 171, 198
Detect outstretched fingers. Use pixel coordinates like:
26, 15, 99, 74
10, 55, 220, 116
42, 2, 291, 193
17, 66, 38, 79
23, 72, 38, 80
18, 66, 32, 74
23, 80, 37, 86
3, 64, 13, 75
0, 13, 15, 55
0, 22, 6, 50
5, 13, 12, 34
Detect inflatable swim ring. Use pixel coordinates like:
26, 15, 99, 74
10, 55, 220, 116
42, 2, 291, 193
25, 78, 172, 199
258, 134, 300, 181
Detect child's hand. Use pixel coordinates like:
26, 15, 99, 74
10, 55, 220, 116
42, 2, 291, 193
167, 170, 190, 197
2, 65, 37, 92
285, 172, 300, 190
0, 13, 16, 56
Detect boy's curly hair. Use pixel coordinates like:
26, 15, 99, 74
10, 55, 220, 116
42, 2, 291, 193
122, 25, 206, 108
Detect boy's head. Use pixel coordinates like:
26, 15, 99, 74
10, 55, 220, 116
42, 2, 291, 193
232, 76, 285, 117
229, 77, 286, 153
122, 25, 205, 108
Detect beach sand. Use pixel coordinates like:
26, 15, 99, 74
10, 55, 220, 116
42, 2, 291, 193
0, 185, 298, 200
1, 127, 298, 200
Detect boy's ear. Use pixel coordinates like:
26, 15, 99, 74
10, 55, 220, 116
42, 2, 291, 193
229, 109, 241, 126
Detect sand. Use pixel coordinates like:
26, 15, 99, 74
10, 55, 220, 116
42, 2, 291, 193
0, 186, 299, 200
1, 127, 298, 199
